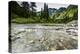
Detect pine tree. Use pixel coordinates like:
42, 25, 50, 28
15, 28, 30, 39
22, 2, 30, 18
40, 8, 43, 19
30, 2, 36, 17
44, 3, 49, 20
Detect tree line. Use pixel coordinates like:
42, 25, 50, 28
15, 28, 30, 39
9, 1, 78, 23
10, 1, 49, 20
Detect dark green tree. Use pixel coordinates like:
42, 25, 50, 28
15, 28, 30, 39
22, 2, 30, 18
43, 3, 49, 20
40, 8, 44, 19
30, 2, 36, 18
10, 1, 26, 18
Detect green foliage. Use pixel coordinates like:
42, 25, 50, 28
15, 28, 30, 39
10, 1, 78, 24
52, 5, 78, 23
43, 3, 49, 20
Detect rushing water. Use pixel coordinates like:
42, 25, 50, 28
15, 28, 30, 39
10, 24, 78, 53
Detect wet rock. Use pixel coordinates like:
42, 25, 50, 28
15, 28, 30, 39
11, 24, 78, 53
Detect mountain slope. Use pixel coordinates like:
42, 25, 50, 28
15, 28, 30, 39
52, 5, 78, 23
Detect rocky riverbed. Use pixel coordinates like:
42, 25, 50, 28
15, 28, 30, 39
10, 22, 78, 53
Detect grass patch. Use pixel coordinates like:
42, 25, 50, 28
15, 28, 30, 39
12, 18, 36, 24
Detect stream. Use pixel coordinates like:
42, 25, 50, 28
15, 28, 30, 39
10, 23, 78, 53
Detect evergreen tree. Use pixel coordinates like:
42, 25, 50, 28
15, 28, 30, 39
43, 3, 49, 20
30, 2, 36, 17
40, 8, 44, 19
22, 2, 30, 17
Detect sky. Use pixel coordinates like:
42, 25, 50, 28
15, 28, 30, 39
17, 1, 69, 12
36, 2, 69, 11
